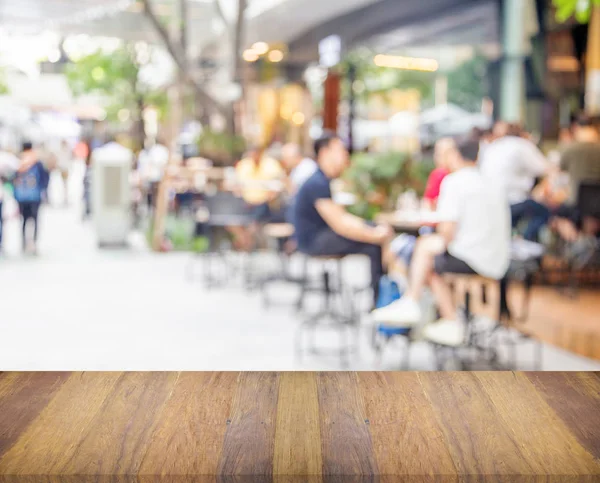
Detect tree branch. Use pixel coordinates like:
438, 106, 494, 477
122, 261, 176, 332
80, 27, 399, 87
232, 0, 247, 83
141, 0, 228, 117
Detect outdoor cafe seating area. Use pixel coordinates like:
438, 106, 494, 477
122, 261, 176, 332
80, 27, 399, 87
155, 157, 600, 371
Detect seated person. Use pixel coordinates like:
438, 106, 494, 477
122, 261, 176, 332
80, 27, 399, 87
294, 132, 394, 306
281, 143, 318, 195
389, 138, 456, 281
372, 140, 511, 345
228, 146, 285, 250
422, 137, 454, 211
550, 115, 600, 265
281, 143, 317, 223
480, 122, 551, 242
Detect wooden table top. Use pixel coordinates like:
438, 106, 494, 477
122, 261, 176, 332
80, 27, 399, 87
0, 372, 598, 480
375, 211, 440, 231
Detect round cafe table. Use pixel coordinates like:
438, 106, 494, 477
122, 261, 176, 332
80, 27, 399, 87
375, 210, 441, 233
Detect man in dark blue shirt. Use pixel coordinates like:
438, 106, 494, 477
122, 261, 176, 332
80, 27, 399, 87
294, 132, 393, 305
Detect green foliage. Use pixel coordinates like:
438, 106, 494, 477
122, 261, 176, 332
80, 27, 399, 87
197, 129, 247, 166
344, 151, 434, 220
554, 0, 600, 23
65, 45, 168, 123
447, 53, 488, 112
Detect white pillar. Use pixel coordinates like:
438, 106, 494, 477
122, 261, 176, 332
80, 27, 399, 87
500, 0, 526, 123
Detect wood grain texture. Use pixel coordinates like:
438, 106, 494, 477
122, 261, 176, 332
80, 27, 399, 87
0, 372, 70, 459
474, 372, 600, 475
0, 372, 122, 474
273, 372, 322, 476
418, 372, 538, 477
56, 372, 179, 475
525, 372, 600, 460
316, 372, 378, 476
139, 372, 239, 475
356, 372, 456, 477
0, 372, 598, 479
217, 372, 281, 476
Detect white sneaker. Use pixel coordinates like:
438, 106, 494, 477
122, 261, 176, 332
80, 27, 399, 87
371, 297, 422, 327
423, 319, 466, 347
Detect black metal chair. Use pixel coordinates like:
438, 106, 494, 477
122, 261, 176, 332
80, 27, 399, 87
190, 191, 254, 288
294, 253, 360, 368
260, 223, 306, 308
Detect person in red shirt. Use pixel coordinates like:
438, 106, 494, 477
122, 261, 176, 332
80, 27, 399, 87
422, 137, 455, 211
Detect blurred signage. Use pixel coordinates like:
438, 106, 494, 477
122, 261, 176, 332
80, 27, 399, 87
319, 35, 341, 68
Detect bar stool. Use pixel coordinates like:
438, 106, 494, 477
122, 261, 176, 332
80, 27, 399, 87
423, 273, 542, 370
295, 253, 360, 368
260, 223, 302, 308
423, 274, 502, 370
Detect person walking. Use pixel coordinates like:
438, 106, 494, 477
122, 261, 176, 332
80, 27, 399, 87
13, 142, 48, 254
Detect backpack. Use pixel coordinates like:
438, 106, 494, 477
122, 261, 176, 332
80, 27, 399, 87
13, 162, 46, 203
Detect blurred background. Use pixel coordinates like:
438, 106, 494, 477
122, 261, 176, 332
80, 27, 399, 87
0, 0, 599, 371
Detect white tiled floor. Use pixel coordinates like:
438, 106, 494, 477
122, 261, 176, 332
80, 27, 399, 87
1, 168, 599, 371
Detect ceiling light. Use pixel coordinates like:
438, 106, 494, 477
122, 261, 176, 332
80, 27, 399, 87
374, 54, 439, 72
243, 49, 259, 62
268, 49, 284, 63
548, 56, 580, 72
292, 112, 305, 125
252, 42, 269, 55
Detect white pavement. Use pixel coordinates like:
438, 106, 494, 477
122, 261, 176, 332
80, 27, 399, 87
1, 168, 599, 371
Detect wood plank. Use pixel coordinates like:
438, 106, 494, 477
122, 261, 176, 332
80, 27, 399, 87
0, 372, 122, 474
139, 372, 239, 475
217, 372, 280, 476
525, 372, 600, 460
273, 372, 323, 476
475, 372, 600, 475
0, 372, 70, 459
356, 372, 457, 477
56, 372, 179, 474
417, 372, 536, 477
316, 372, 378, 476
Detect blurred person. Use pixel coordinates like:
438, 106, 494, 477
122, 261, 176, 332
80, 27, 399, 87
82, 139, 93, 220
372, 141, 510, 343
550, 115, 600, 265
294, 131, 394, 306
56, 139, 73, 206
281, 143, 318, 195
138, 138, 169, 212
422, 138, 455, 211
558, 115, 600, 208
0, 147, 20, 254
13, 142, 49, 254
480, 120, 551, 241
388, 138, 456, 285
228, 146, 285, 250
280, 143, 318, 253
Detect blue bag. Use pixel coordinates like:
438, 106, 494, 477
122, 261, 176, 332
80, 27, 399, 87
376, 276, 411, 336
376, 275, 402, 309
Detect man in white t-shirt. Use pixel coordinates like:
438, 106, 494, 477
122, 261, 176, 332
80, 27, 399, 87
372, 140, 511, 345
480, 126, 551, 241
281, 143, 317, 194
138, 140, 169, 209
281, 143, 318, 228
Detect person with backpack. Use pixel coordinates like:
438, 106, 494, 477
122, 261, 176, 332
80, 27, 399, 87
13, 142, 49, 254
